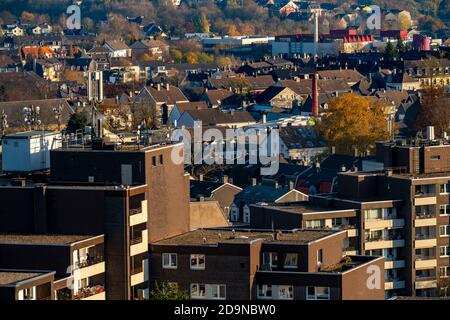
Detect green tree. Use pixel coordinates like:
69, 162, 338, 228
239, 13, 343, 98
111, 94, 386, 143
150, 281, 189, 300
198, 11, 210, 33
396, 38, 407, 53
66, 111, 89, 133
384, 41, 399, 61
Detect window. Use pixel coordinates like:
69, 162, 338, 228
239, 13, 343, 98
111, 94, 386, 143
365, 209, 382, 220
162, 253, 177, 269
190, 254, 206, 270
191, 284, 225, 300
159, 154, 163, 165
430, 155, 440, 160
440, 246, 450, 257
440, 266, 450, 278
365, 249, 383, 257
23, 287, 35, 300
257, 285, 272, 299
440, 205, 450, 216
440, 225, 450, 237
262, 252, 278, 268
278, 285, 294, 300
284, 253, 298, 268
317, 249, 323, 265
190, 283, 206, 299
307, 286, 330, 300
305, 219, 324, 228
152, 156, 156, 166
243, 206, 250, 224
440, 183, 450, 194
230, 205, 239, 222
210, 285, 226, 300
332, 217, 342, 227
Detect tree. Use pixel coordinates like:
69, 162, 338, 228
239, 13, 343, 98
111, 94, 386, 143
150, 281, 189, 300
169, 48, 184, 63
416, 83, 450, 137
318, 94, 389, 155
66, 111, 90, 133
198, 11, 210, 33
396, 38, 407, 53
384, 41, 399, 61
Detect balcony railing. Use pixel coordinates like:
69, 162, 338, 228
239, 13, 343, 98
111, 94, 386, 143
74, 285, 105, 300
39, 296, 53, 300
365, 234, 403, 242
75, 256, 104, 269
415, 234, 436, 240
130, 236, 143, 245
131, 265, 143, 275
416, 254, 435, 260
129, 208, 142, 216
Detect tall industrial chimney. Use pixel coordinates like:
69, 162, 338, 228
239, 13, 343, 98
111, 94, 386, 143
313, 12, 319, 57
312, 71, 319, 117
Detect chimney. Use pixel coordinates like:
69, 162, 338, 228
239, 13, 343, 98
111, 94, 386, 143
129, 91, 133, 98
166, 83, 170, 91
289, 180, 295, 190
274, 181, 279, 189
262, 113, 267, 124
312, 72, 319, 117
157, 83, 161, 91
331, 146, 336, 154
199, 174, 204, 181
252, 178, 257, 186
223, 175, 229, 184
426, 126, 435, 141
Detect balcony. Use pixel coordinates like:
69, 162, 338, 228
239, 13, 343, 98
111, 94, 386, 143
365, 218, 405, 229
130, 200, 148, 227
74, 257, 105, 279
414, 197, 437, 206
414, 236, 436, 249
385, 280, 405, 290
364, 235, 405, 250
74, 285, 105, 300
347, 229, 358, 237
415, 259, 437, 269
414, 218, 437, 227
385, 260, 405, 269
130, 230, 148, 256
415, 280, 437, 289
131, 259, 148, 286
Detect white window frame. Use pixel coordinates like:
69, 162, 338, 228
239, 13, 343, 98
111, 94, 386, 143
440, 246, 450, 257
21, 286, 36, 300
284, 253, 298, 269
440, 205, 450, 216
440, 183, 450, 194
230, 204, 239, 222
440, 266, 450, 278
190, 254, 206, 270
243, 205, 250, 224
439, 225, 450, 237
162, 253, 177, 269
190, 283, 225, 300
257, 284, 273, 299
306, 286, 330, 300
190, 283, 206, 299
278, 285, 294, 300
262, 252, 278, 268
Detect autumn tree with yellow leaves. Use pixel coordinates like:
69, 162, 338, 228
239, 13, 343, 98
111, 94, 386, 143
318, 94, 389, 156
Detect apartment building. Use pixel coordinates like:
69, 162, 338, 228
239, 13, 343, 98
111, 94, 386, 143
249, 134, 450, 299
0, 234, 105, 300
0, 270, 55, 300
149, 228, 385, 300
0, 133, 190, 300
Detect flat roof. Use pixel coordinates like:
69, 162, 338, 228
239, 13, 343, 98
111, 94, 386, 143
155, 228, 338, 245
4, 131, 59, 139
0, 271, 42, 285
0, 234, 97, 245
257, 202, 355, 215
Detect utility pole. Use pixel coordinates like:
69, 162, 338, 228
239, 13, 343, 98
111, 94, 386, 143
53, 105, 63, 131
